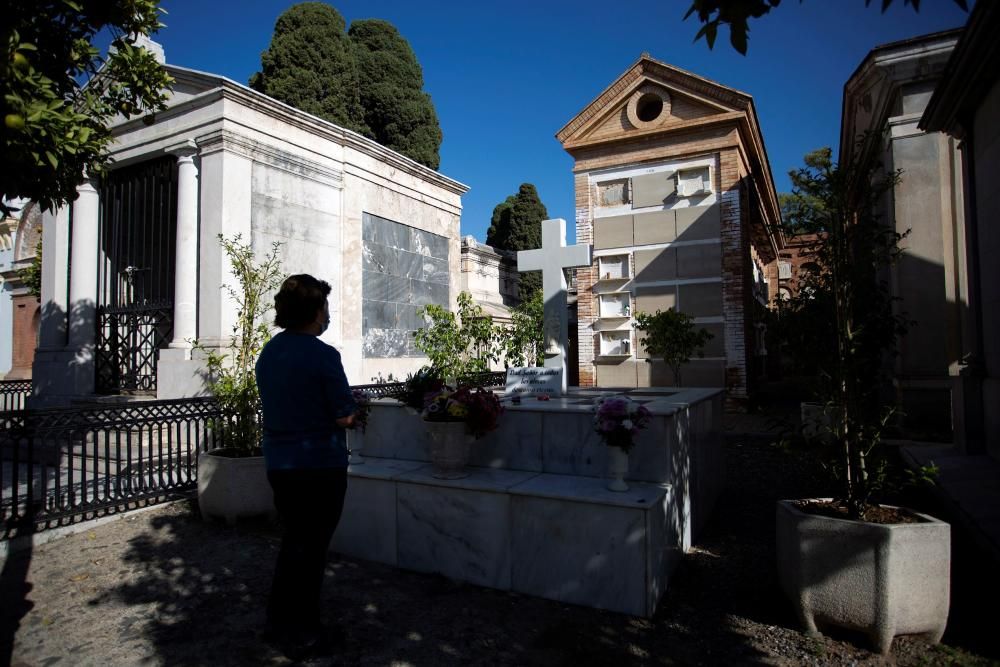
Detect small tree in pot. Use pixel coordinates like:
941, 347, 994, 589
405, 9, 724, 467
196, 234, 283, 524
775, 147, 948, 653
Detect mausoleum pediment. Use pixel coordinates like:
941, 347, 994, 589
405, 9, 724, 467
557, 54, 752, 149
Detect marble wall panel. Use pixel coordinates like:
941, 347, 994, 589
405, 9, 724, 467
361, 403, 429, 461
676, 243, 722, 279
331, 476, 398, 565
634, 248, 677, 282
675, 204, 721, 241
677, 282, 722, 317
510, 495, 649, 616
632, 172, 677, 209
396, 483, 513, 589
594, 215, 634, 249
362, 212, 449, 357
540, 411, 613, 477
468, 411, 544, 472
633, 210, 676, 245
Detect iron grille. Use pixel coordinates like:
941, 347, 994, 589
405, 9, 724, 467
96, 156, 178, 394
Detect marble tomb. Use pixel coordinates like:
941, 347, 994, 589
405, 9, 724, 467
332, 386, 723, 617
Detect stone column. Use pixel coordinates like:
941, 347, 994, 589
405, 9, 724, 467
166, 140, 199, 350
68, 175, 100, 349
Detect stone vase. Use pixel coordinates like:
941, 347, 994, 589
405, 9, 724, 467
607, 446, 630, 492
197, 449, 276, 525
348, 429, 365, 465
425, 420, 472, 479
776, 499, 951, 654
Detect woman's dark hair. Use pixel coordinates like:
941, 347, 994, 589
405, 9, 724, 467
274, 274, 331, 329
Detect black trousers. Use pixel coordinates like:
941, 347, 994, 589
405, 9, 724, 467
266, 467, 348, 632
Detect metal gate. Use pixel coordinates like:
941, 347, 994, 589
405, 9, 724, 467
96, 156, 178, 394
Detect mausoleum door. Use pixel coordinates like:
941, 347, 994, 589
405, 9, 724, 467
95, 156, 178, 394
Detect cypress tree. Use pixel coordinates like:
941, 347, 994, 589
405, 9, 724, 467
486, 184, 549, 299
249, 3, 366, 134
348, 19, 442, 170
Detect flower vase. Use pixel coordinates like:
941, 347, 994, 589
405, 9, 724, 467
607, 446, 629, 492
348, 429, 365, 465
425, 420, 472, 479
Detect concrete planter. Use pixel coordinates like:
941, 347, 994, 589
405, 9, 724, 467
776, 499, 950, 654
197, 449, 276, 525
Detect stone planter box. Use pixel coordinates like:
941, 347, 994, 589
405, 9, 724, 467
197, 449, 276, 525
776, 499, 951, 653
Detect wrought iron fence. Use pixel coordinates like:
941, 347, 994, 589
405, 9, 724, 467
351, 371, 506, 399
1, 374, 511, 538
0, 379, 31, 412
0, 397, 225, 538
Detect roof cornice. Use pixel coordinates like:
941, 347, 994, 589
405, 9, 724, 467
921, 3, 1000, 137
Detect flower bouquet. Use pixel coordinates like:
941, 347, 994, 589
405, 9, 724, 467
399, 366, 445, 414
593, 395, 652, 453
351, 389, 372, 433
421, 384, 503, 479
423, 385, 504, 438
347, 389, 372, 464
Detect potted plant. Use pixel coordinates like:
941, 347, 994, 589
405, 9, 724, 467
775, 147, 948, 654
592, 395, 652, 491
421, 384, 503, 479
196, 234, 284, 525
634, 308, 713, 386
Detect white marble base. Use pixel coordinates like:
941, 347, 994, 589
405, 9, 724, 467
331, 461, 679, 617
332, 459, 424, 565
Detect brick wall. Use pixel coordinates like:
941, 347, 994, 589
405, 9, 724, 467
8, 293, 39, 379
574, 171, 597, 387
719, 149, 748, 401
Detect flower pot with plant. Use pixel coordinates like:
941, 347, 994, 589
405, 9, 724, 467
774, 147, 948, 654
593, 395, 652, 491
196, 234, 284, 525
421, 384, 503, 479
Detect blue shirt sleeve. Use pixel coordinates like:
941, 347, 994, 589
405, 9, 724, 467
324, 347, 357, 420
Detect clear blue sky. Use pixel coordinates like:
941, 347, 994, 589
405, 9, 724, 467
153, 0, 970, 243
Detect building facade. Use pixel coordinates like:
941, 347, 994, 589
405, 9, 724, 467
32, 42, 467, 406
841, 30, 965, 436
920, 2, 1000, 461
556, 55, 782, 400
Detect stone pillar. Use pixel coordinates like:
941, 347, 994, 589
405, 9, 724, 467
68, 175, 100, 350
30, 180, 99, 405
166, 140, 199, 350
157, 141, 209, 400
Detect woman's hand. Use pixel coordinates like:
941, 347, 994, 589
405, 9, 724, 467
336, 413, 355, 428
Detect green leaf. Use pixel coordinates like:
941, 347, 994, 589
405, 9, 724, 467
44, 151, 58, 168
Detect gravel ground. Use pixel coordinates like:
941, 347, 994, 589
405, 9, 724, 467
2, 435, 998, 667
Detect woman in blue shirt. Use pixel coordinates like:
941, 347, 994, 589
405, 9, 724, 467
255, 274, 357, 654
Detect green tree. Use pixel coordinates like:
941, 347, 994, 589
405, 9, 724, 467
634, 308, 713, 386
486, 183, 549, 299
501, 289, 545, 367
249, 2, 366, 134
18, 237, 42, 298
196, 235, 284, 456
413, 291, 499, 379
685, 0, 968, 55
780, 146, 914, 519
349, 19, 442, 170
2, 0, 173, 216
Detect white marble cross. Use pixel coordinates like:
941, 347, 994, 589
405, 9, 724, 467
517, 218, 592, 394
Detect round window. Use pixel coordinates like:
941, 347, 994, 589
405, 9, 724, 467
636, 93, 664, 122
626, 86, 671, 130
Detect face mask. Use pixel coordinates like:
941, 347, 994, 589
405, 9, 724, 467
319, 312, 330, 335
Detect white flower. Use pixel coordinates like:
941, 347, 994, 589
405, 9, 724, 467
622, 419, 633, 430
